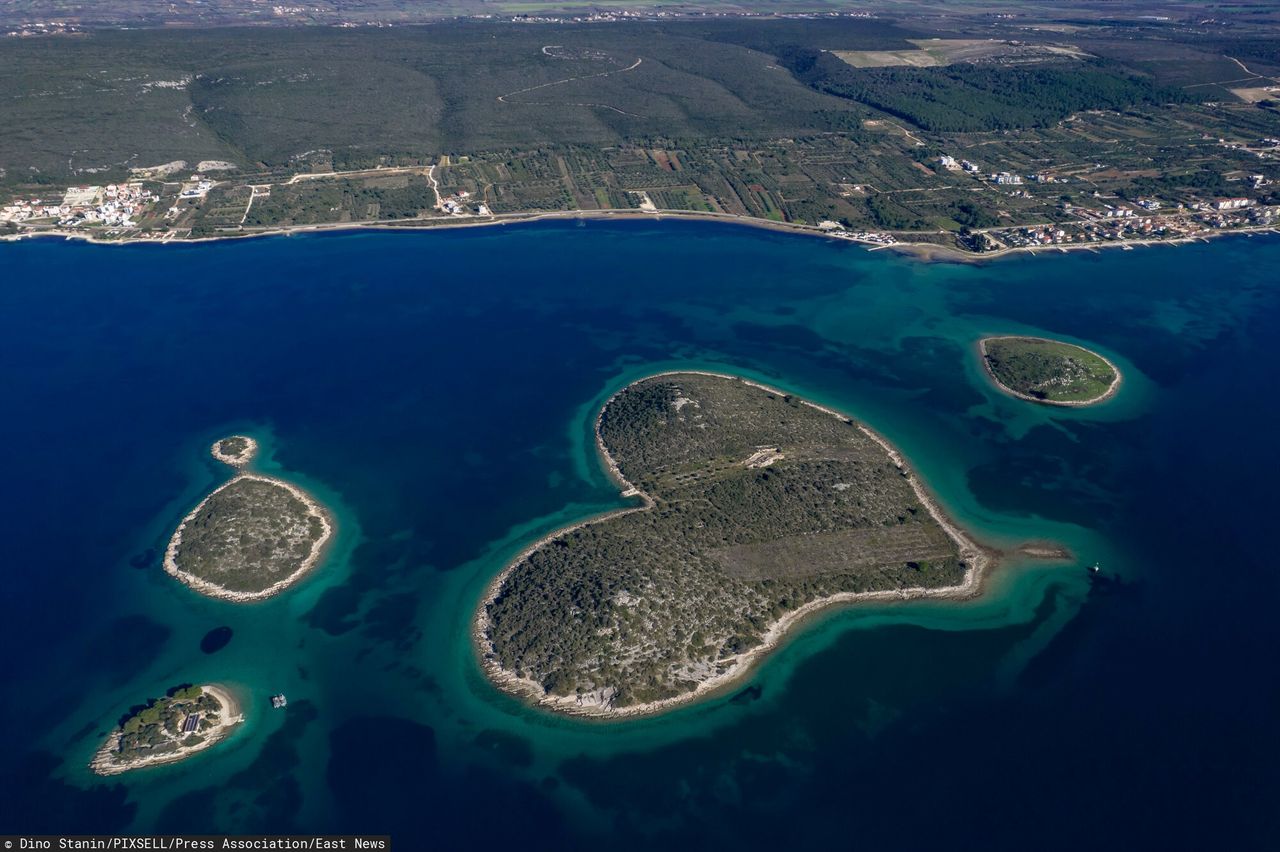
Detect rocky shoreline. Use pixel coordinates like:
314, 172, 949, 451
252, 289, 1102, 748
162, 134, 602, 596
210, 435, 258, 467
163, 472, 334, 603
978, 335, 1123, 407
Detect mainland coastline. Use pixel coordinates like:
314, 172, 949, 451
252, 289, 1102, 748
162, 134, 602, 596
475, 370, 1049, 721
5, 206, 1277, 266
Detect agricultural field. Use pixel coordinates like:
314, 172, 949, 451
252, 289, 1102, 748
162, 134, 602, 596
834, 38, 1091, 69
2, 15, 1278, 251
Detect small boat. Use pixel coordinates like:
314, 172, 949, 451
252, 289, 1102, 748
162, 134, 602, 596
1089, 562, 1101, 574
270, 693, 288, 709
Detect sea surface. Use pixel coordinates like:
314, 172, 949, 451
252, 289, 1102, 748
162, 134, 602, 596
1, 222, 1277, 849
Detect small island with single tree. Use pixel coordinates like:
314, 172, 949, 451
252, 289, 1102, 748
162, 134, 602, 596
90, 684, 243, 775
979, 336, 1121, 406
477, 372, 997, 718
164, 436, 333, 602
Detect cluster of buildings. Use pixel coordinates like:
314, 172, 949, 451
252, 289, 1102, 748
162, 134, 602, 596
1, 182, 155, 229
179, 176, 216, 199
988, 169, 1065, 185
1198, 203, 1275, 231
990, 217, 1187, 249
1077, 217, 1187, 242
440, 189, 490, 216
936, 155, 984, 175
844, 230, 897, 246
1080, 197, 1262, 221
1, 197, 63, 223
1203, 197, 1253, 211
1221, 137, 1280, 161
936, 155, 1064, 185
4, 22, 80, 37
507, 9, 874, 24
983, 201, 1277, 251
817, 221, 896, 245
995, 225, 1078, 249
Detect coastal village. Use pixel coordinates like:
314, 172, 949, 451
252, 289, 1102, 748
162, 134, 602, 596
4, 158, 1275, 257
3, 180, 157, 231
3, 114, 1279, 256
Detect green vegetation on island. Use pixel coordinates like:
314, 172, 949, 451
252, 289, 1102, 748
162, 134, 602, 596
164, 436, 332, 601
480, 373, 986, 715
216, 436, 249, 457
980, 336, 1120, 405
91, 684, 242, 775
211, 434, 257, 467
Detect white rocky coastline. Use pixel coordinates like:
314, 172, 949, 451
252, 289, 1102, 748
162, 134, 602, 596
210, 434, 258, 467
163, 436, 333, 603
164, 473, 333, 602
978, 336, 1123, 407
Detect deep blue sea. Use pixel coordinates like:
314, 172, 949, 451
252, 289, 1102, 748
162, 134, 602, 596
1, 221, 1277, 849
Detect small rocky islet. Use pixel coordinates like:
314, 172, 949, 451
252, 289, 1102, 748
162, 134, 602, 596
164, 436, 333, 602
979, 335, 1121, 406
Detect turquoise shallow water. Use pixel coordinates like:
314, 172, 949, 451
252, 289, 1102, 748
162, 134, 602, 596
0, 222, 1277, 848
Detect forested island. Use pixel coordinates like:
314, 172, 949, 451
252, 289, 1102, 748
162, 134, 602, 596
164, 436, 332, 601
979, 336, 1121, 405
90, 684, 243, 775
478, 372, 991, 717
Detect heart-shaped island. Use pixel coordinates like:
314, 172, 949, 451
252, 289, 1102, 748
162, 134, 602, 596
478, 372, 996, 718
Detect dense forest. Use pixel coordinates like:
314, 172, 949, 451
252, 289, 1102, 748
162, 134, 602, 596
780, 48, 1199, 132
